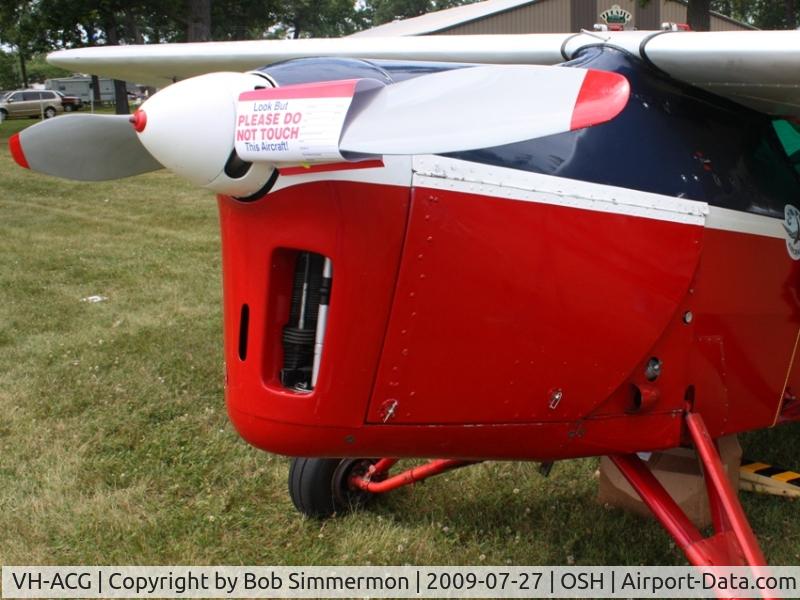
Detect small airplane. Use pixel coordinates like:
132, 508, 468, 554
10, 27, 800, 570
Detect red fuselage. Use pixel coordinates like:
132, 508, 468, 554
220, 50, 800, 461
219, 159, 798, 461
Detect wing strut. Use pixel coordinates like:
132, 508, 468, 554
611, 411, 769, 572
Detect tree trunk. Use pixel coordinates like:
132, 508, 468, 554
687, 0, 711, 30
90, 75, 101, 104
124, 8, 144, 44
103, 15, 130, 115
18, 51, 28, 88
84, 23, 102, 104
187, 0, 211, 41
112, 79, 130, 114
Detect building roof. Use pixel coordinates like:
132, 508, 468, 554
351, 0, 539, 37
351, 0, 755, 37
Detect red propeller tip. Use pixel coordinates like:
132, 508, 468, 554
9, 133, 29, 169
130, 109, 147, 132
570, 70, 631, 131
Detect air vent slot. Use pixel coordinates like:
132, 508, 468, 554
238, 304, 250, 361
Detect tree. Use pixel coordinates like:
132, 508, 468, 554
187, 0, 211, 41
0, 1, 50, 88
268, 0, 367, 39
366, 0, 479, 27
687, 0, 711, 30
710, 0, 800, 29
38, 0, 105, 101
34, 0, 176, 110
0, 50, 21, 90
211, 0, 280, 40
25, 55, 72, 84
98, 3, 130, 114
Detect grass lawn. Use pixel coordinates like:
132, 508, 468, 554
1, 115, 799, 568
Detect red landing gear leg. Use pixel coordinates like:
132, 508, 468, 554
288, 457, 477, 519
610, 411, 766, 568
349, 458, 477, 494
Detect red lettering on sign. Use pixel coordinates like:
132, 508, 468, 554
236, 128, 256, 141
283, 112, 302, 125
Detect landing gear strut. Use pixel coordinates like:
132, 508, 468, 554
611, 411, 766, 567
287, 411, 768, 570
288, 457, 474, 518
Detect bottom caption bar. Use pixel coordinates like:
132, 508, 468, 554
2, 566, 798, 598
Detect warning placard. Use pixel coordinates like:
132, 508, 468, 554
235, 80, 360, 164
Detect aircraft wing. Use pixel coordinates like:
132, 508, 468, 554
46, 35, 569, 88
49, 30, 800, 117
601, 30, 800, 117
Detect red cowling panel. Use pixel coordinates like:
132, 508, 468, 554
279, 160, 384, 176
219, 180, 410, 432
219, 178, 687, 460
368, 186, 703, 424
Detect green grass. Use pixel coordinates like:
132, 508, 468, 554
1, 116, 799, 569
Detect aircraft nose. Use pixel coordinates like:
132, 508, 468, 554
134, 72, 269, 188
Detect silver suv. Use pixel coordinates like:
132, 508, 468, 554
0, 90, 64, 120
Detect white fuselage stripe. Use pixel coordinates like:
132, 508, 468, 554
413, 156, 788, 239
272, 154, 786, 240
412, 155, 708, 226
705, 206, 785, 239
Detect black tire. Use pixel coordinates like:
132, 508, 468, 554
44, 107, 56, 118
0, 109, 6, 121
288, 457, 376, 518
63, 104, 73, 112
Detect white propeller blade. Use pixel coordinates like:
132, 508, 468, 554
232, 65, 629, 167
10, 114, 162, 181
10, 72, 277, 196
339, 65, 629, 155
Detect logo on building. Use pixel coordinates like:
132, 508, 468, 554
600, 4, 633, 25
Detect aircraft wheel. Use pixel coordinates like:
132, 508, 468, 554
288, 457, 375, 518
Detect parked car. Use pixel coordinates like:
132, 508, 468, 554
55, 91, 83, 112
0, 89, 64, 120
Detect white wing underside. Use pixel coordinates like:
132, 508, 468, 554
49, 30, 800, 117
